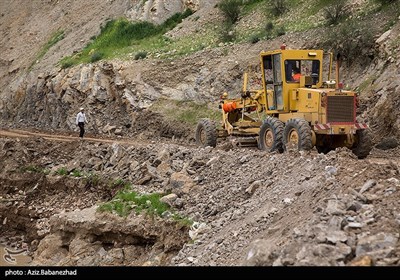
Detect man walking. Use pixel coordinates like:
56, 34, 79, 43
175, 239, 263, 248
76, 107, 87, 139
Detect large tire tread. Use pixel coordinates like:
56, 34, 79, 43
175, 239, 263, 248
195, 118, 217, 147
352, 129, 373, 159
283, 118, 313, 151
259, 117, 284, 153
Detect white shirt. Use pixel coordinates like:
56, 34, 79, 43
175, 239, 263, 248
76, 112, 86, 124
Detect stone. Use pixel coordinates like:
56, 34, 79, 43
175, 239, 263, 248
349, 256, 373, 266
376, 29, 391, 44
283, 198, 292, 205
114, 128, 123, 136
359, 179, 377, 194
325, 199, 346, 215
325, 166, 337, 177
387, 178, 400, 186
326, 230, 348, 244
356, 232, 398, 259
375, 137, 398, 150
169, 172, 194, 193
33, 234, 69, 265
206, 157, 219, 166
103, 124, 117, 134
244, 239, 277, 266
347, 222, 362, 229
160, 193, 178, 207
245, 180, 262, 195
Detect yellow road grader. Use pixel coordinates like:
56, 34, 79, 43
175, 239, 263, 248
195, 46, 372, 158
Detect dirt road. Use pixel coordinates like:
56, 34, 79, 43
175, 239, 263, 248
0, 128, 397, 165
0, 128, 150, 146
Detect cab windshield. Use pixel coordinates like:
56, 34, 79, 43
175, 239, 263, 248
285, 59, 320, 84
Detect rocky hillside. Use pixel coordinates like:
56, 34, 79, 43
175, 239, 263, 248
1, 0, 400, 144
0, 0, 400, 267
1, 134, 399, 266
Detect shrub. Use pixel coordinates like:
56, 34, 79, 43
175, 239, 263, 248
269, 0, 288, 17
275, 25, 286, 36
134, 51, 147, 60
90, 51, 104, 62
265, 21, 274, 38
249, 34, 260, 44
375, 0, 398, 4
218, 0, 242, 24
321, 20, 376, 66
323, 0, 349, 25
60, 59, 73, 69
162, 9, 193, 31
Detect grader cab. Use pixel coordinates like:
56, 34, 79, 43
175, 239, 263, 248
195, 46, 372, 159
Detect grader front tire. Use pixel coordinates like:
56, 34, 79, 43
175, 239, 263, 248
195, 118, 217, 148
283, 119, 313, 151
352, 129, 373, 159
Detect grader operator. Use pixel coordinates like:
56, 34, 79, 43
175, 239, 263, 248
195, 46, 372, 159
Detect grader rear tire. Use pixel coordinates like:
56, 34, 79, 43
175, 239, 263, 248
259, 117, 284, 153
352, 129, 373, 159
195, 118, 217, 147
283, 119, 313, 151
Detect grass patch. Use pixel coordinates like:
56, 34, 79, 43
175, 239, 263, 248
98, 188, 193, 226
21, 165, 50, 175
31, 30, 64, 69
71, 169, 83, 177
151, 99, 221, 126
60, 9, 193, 67
54, 167, 68, 176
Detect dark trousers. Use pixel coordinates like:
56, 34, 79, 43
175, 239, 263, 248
78, 122, 85, 138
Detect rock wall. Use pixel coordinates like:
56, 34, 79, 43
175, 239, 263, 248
126, 0, 209, 24
33, 206, 188, 266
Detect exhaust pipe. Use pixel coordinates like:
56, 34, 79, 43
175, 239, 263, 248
336, 53, 341, 90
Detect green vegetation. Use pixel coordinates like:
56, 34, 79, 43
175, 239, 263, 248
31, 30, 64, 69
218, 0, 242, 24
134, 51, 147, 60
375, 0, 399, 5
21, 165, 50, 175
323, 0, 349, 25
90, 51, 104, 62
269, 0, 288, 17
84, 173, 101, 188
109, 178, 129, 190
71, 169, 83, 178
98, 188, 193, 226
56, 0, 396, 69
54, 167, 68, 176
321, 19, 376, 66
60, 9, 193, 67
151, 99, 221, 125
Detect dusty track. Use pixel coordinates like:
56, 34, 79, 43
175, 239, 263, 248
0, 128, 398, 166
0, 128, 150, 146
